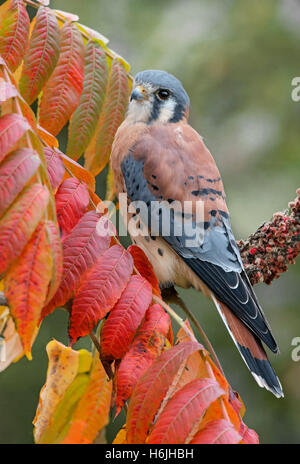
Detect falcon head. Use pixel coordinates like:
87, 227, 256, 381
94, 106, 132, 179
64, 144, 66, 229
127, 70, 190, 124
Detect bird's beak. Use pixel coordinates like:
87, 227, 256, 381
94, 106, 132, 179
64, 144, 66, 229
130, 85, 147, 102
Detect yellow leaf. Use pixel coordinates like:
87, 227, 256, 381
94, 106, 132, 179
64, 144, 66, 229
62, 353, 112, 444
113, 426, 127, 444
33, 340, 80, 443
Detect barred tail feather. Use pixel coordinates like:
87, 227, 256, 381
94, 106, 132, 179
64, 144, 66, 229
211, 294, 283, 398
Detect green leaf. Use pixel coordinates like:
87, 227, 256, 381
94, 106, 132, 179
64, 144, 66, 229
84, 59, 129, 175
66, 40, 108, 160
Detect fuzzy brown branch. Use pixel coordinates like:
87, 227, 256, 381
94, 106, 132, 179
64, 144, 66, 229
238, 188, 300, 285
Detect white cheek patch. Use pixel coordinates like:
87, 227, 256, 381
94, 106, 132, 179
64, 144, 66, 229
157, 98, 176, 123
126, 99, 153, 123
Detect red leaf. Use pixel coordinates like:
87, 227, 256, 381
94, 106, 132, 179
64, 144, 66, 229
4, 221, 53, 357
0, 184, 49, 275
239, 421, 259, 444
116, 304, 170, 414
190, 419, 242, 445
43, 146, 65, 192
39, 21, 84, 135
69, 245, 133, 344
0, 147, 40, 217
128, 245, 161, 296
100, 275, 152, 363
0, 0, 30, 72
66, 40, 108, 160
126, 341, 201, 444
84, 59, 129, 175
41, 211, 111, 320
55, 178, 89, 238
148, 378, 224, 444
0, 113, 30, 163
19, 6, 60, 105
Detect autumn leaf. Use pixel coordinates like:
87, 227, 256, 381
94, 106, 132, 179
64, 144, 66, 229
0, 147, 40, 217
55, 178, 89, 238
44, 220, 63, 305
190, 419, 242, 445
126, 341, 201, 444
84, 58, 129, 175
41, 211, 111, 320
67, 40, 108, 160
43, 146, 65, 192
69, 244, 133, 344
0, 113, 31, 163
19, 6, 60, 105
115, 304, 170, 414
128, 244, 161, 296
100, 275, 153, 364
0, 184, 49, 275
239, 421, 259, 444
0, 0, 30, 72
62, 353, 112, 444
59, 151, 95, 191
39, 21, 84, 135
148, 378, 224, 444
33, 340, 84, 443
4, 221, 53, 357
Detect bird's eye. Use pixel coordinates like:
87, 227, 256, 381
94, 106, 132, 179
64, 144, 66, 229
156, 89, 170, 100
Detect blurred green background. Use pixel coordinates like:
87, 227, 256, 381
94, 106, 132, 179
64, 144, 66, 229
1, 0, 300, 444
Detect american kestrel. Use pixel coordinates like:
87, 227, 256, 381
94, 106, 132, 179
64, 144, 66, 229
111, 70, 283, 397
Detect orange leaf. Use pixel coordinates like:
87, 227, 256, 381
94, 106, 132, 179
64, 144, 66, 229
0, 147, 40, 217
126, 341, 201, 444
4, 221, 53, 357
199, 396, 241, 433
190, 419, 242, 444
55, 178, 89, 238
0, 0, 30, 72
41, 211, 111, 320
84, 59, 129, 175
148, 378, 224, 444
115, 304, 170, 414
0, 113, 30, 163
128, 244, 161, 296
176, 321, 229, 394
39, 21, 84, 136
19, 6, 60, 105
100, 275, 152, 363
59, 151, 95, 192
62, 354, 112, 444
69, 244, 133, 344
0, 183, 49, 275
37, 125, 59, 148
